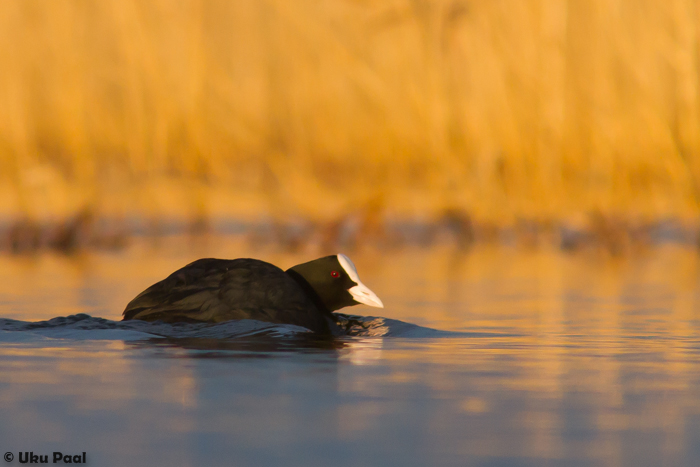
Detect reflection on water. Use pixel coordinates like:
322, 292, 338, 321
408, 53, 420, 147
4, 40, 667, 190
1, 237, 700, 466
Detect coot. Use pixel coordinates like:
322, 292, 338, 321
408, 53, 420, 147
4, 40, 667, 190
122, 254, 383, 334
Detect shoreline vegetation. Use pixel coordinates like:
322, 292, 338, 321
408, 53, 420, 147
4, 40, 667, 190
3, 1, 700, 253
2, 208, 698, 255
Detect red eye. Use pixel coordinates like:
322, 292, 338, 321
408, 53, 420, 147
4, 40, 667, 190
331, 271, 339, 278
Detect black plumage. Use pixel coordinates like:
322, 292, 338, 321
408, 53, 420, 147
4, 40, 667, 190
122, 255, 383, 334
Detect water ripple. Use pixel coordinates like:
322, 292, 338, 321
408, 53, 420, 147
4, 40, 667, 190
0, 313, 472, 342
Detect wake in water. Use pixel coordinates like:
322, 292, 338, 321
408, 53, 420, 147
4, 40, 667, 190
0, 313, 464, 343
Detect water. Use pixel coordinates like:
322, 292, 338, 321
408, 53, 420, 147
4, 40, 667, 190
1, 237, 700, 466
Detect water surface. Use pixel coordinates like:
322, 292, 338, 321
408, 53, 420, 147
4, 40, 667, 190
1, 237, 700, 466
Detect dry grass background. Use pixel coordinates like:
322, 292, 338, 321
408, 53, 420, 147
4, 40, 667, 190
2, 0, 700, 248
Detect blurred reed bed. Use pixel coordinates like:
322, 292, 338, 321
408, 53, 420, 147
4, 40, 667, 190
1, 0, 700, 252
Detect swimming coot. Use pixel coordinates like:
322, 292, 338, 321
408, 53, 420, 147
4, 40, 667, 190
122, 254, 383, 334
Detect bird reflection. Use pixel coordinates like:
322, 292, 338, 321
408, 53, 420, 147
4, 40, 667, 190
127, 334, 349, 357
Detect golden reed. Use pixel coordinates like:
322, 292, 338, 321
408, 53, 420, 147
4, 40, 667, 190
1, 0, 699, 249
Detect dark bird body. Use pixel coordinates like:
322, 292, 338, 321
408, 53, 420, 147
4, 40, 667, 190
122, 254, 383, 334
